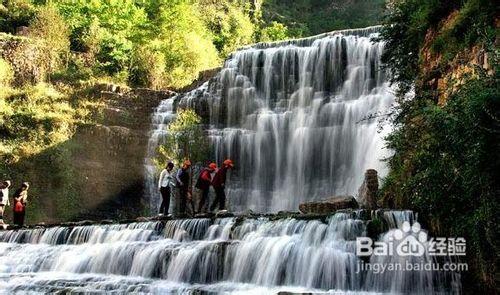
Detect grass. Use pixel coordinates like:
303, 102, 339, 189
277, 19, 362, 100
0, 83, 101, 166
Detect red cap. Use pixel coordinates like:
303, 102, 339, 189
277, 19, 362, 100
223, 159, 234, 167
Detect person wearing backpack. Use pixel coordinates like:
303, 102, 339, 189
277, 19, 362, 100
158, 162, 175, 215
0, 180, 11, 225
13, 182, 29, 226
196, 163, 216, 214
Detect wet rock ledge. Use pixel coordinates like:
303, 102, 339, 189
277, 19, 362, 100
3, 208, 400, 238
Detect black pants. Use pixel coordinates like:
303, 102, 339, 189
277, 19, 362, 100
197, 188, 210, 213
210, 186, 226, 211
14, 209, 25, 226
159, 186, 171, 214
179, 188, 188, 214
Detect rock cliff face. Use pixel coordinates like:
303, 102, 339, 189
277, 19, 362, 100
3, 84, 175, 223
67, 86, 177, 220
418, 12, 495, 106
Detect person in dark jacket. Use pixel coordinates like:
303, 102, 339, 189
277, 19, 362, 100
210, 159, 234, 212
13, 182, 29, 226
196, 163, 217, 213
176, 160, 191, 215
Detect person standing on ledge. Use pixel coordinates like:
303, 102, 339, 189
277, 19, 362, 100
0, 180, 11, 225
176, 160, 191, 215
13, 182, 29, 226
210, 159, 234, 212
196, 162, 217, 214
158, 161, 175, 216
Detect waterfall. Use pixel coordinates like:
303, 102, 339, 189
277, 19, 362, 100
145, 26, 394, 212
0, 211, 461, 293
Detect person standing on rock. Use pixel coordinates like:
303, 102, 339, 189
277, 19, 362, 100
210, 159, 234, 212
158, 162, 175, 216
13, 182, 29, 226
196, 162, 217, 214
176, 160, 191, 215
0, 180, 11, 225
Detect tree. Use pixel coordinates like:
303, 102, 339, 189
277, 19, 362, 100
28, 5, 70, 80
157, 108, 209, 168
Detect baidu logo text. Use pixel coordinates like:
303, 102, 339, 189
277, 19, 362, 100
356, 221, 466, 257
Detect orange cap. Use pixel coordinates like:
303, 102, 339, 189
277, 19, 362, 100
223, 159, 234, 167
209, 163, 217, 170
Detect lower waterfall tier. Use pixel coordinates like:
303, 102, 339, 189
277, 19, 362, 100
0, 210, 459, 294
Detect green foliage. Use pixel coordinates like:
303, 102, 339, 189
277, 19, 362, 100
380, 0, 499, 291
260, 0, 386, 38
382, 74, 500, 290
0, 83, 98, 164
28, 4, 70, 78
129, 43, 166, 89
1, 0, 384, 88
0, 0, 36, 33
55, 0, 146, 77
0, 58, 14, 86
157, 108, 209, 168
142, 1, 220, 88
200, 0, 255, 57
259, 21, 289, 42
379, 0, 495, 94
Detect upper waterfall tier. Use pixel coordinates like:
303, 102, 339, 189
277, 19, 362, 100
146, 26, 394, 212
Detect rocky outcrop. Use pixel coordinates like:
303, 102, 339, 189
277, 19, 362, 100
419, 11, 496, 106
299, 195, 358, 214
357, 169, 379, 210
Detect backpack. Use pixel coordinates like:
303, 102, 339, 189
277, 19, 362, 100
14, 201, 23, 213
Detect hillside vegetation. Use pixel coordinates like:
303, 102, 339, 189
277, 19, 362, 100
379, 0, 498, 292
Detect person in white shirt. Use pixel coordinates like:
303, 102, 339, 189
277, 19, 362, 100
158, 162, 175, 215
0, 180, 11, 225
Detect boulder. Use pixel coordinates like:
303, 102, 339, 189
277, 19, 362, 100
299, 195, 358, 214
357, 169, 379, 210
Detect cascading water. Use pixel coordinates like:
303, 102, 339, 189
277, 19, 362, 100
145, 26, 394, 212
0, 211, 460, 293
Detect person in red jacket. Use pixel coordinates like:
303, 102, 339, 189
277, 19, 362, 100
210, 159, 234, 212
196, 162, 217, 213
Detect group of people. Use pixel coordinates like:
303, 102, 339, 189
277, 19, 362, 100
157, 159, 234, 216
0, 160, 232, 226
0, 181, 30, 226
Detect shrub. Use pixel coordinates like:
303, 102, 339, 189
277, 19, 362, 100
29, 5, 70, 79
259, 21, 290, 42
